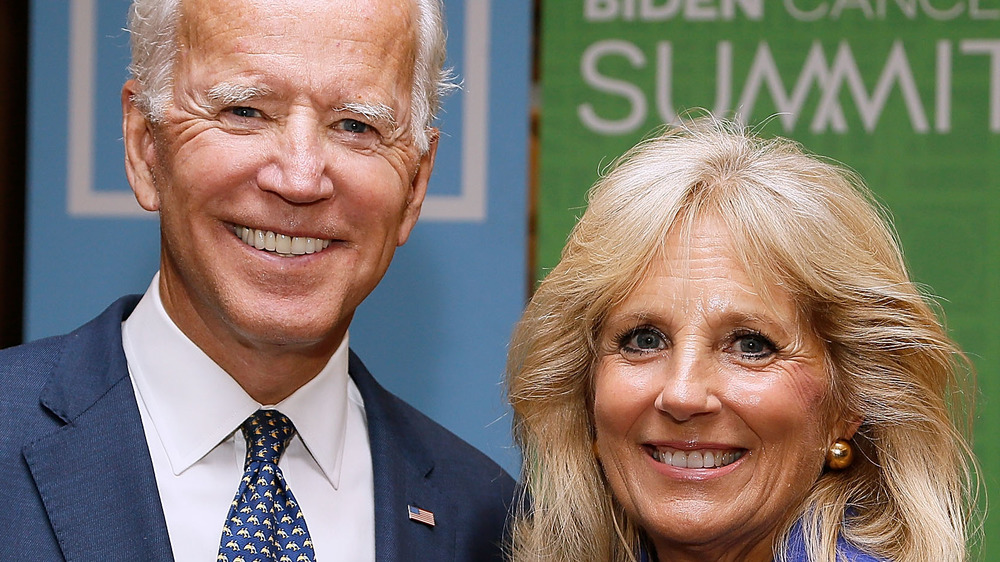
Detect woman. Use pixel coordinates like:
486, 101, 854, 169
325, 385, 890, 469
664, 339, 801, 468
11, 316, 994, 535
506, 119, 979, 561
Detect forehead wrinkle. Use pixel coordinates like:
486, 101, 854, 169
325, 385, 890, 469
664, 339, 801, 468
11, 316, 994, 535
702, 284, 792, 322
711, 309, 782, 330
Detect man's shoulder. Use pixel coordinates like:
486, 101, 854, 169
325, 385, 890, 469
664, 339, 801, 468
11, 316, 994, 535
1, 293, 138, 359
348, 351, 516, 560
0, 333, 68, 440
347, 350, 515, 488
0, 320, 84, 403
0, 328, 68, 375
0, 295, 140, 413
383, 387, 511, 480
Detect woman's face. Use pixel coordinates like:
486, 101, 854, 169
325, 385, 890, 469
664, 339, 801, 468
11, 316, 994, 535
593, 216, 852, 562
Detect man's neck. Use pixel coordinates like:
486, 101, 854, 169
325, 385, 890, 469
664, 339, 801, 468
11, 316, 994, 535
153, 274, 348, 404
184, 325, 347, 404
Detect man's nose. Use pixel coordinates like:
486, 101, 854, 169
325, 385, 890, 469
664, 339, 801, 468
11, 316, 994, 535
257, 117, 335, 203
653, 347, 722, 422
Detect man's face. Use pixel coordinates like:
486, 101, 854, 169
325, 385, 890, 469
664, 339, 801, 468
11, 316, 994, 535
123, 0, 433, 367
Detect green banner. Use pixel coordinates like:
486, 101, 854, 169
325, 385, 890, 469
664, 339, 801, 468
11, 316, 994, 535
539, 0, 999, 553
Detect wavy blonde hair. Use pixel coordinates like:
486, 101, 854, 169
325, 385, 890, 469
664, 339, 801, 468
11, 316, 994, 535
507, 118, 980, 561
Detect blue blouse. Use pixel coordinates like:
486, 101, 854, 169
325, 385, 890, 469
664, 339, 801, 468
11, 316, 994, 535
637, 521, 886, 561
784, 525, 885, 561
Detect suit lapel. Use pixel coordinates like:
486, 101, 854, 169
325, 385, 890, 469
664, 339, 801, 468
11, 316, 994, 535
349, 352, 456, 562
23, 297, 173, 561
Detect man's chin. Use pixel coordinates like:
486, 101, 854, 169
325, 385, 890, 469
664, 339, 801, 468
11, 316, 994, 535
230, 314, 350, 353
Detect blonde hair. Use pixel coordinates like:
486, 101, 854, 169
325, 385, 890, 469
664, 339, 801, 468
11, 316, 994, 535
507, 118, 979, 561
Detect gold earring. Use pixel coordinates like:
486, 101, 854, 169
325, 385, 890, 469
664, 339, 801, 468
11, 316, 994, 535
826, 439, 853, 470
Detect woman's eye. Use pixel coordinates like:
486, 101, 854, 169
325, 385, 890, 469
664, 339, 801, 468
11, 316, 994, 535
621, 327, 666, 354
336, 119, 372, 134
730, 333, 776, 360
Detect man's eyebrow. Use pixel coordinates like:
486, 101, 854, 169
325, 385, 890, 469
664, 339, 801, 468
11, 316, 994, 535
335, 102, 397, 130
205, 82, 274, 106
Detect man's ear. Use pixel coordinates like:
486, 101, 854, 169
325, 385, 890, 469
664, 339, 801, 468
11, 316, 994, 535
122, 79, 161, 212
396, 129, 438, 246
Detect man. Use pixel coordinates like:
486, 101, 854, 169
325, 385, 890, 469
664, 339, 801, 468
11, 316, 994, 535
0, 0, 515, 560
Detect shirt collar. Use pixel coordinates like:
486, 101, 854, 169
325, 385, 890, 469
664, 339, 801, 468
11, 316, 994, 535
122, 273, 351, 488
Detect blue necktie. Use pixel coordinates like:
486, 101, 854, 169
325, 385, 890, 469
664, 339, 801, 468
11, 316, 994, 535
217, 410, 316, 562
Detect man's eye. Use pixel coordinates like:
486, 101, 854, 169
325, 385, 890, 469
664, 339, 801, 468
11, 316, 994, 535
228, 106, 263, 119
336, 119, 371, 134
620, 327, 666, 354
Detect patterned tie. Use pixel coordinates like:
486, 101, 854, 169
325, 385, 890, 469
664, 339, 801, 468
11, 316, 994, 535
217, 410, 316, 562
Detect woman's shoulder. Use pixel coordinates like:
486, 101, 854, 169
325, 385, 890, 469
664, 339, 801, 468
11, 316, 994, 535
832, 537, 885, 561
783, 524, 887, 562
638, 539, 885, 562
636, 523, 888, 562
782, 542, 884, 561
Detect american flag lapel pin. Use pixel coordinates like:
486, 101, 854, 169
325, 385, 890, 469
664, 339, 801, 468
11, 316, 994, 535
407, 504, 436, 527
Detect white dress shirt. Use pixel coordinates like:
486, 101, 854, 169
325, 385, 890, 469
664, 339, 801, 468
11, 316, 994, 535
122, 274, 375, 561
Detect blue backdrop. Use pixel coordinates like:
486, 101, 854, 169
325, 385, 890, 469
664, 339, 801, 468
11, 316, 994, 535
26, 0, 530, 476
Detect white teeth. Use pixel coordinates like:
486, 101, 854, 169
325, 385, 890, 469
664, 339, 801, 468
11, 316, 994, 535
274, 233, 291, 254
670, 451, 687, 468
688, 451, 703, 468
654, 448, 744, 469
233, 225, 332, 257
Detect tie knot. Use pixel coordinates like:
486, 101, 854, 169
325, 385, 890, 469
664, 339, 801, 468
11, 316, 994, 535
240, 409, 296, 466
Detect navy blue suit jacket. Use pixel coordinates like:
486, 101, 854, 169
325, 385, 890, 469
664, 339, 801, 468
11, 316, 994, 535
0, 296, 515, 561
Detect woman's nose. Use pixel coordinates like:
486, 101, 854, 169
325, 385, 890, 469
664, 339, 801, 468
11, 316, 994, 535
653, 348, 722, 422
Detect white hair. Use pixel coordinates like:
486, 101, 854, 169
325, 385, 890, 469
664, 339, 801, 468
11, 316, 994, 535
126, 0, 454, 153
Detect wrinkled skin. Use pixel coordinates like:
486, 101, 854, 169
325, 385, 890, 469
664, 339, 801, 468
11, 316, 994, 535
593, 216, 858, 562
122, 0, 436, 403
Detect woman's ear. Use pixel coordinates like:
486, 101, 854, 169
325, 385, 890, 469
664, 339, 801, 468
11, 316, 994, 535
837, 414, 864, 441
122, 79, 161, 212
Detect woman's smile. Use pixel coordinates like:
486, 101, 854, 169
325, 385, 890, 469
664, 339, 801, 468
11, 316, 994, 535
644, 445, 746, 469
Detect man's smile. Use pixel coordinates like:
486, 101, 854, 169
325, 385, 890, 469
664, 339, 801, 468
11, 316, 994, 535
233, 225, 332, 257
